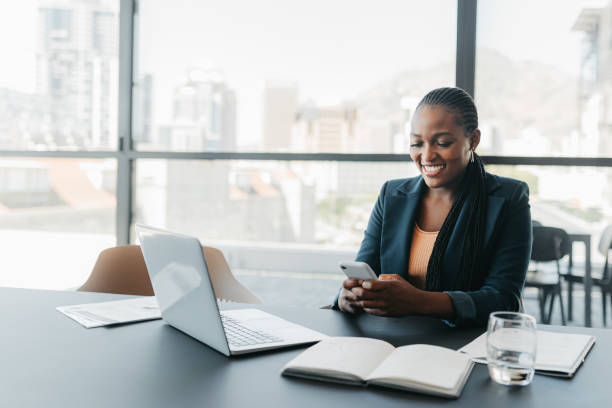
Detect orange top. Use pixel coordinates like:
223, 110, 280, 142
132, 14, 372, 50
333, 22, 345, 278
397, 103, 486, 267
407, 223, 439, 289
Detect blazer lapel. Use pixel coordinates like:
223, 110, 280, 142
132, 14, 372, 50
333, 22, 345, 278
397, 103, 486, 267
380, 178, 424, 278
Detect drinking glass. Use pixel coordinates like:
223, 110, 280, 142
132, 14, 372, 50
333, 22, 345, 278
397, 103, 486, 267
486, 312, 537, 386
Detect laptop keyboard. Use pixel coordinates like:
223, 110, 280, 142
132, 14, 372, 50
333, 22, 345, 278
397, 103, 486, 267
221, 315, 284, 347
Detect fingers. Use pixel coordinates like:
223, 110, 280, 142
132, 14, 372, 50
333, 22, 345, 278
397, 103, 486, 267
342, 278, 363, 289
341, 288, 359, 301
361, 279, 395, 291
338, 289, 363, 314
350, 286, 383, 300
338, 291, 364, 314
359, 299, 387, 309
343, 302, 364, 314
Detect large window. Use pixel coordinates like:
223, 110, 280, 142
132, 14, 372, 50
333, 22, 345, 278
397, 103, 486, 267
133, 0, 457, 153
0, 0, 119, 151
0, 0, 119, 290
475, 0, 612, 158
0, 158, 116, 289
133, 160, 416, 248
490, 164, 612, 264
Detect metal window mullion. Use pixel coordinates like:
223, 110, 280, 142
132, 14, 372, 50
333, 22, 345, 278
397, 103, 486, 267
0, 151, 119, 158
118, 151, 612, 167
1, 149, 612, 166
456, 0, 477, 97
117, 0, 135, 246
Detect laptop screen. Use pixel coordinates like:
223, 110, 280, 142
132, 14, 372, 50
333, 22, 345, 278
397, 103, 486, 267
136, 224, 231, 356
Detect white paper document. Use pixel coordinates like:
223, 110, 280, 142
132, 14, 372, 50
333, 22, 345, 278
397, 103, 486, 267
459, 330, 595, 377
57, 296, 161, 328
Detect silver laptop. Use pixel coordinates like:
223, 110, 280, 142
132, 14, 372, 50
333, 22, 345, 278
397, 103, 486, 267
135, 224, 327, 356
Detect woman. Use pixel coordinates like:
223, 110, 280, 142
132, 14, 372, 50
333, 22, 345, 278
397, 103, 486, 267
334, 87, 532, 327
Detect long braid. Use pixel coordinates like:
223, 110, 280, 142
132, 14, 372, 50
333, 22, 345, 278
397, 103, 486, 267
417, 87, 489, 292
457, 154, 487, 290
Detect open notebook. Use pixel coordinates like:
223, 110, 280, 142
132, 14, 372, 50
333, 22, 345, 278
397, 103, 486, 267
459, 330, 595, 378
282, 337, 474, 398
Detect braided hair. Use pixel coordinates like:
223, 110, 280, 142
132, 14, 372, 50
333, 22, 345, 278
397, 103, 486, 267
416, 87, 490, 292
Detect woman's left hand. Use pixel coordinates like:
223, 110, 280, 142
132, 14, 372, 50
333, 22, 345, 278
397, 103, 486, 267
350, 277, 425, 317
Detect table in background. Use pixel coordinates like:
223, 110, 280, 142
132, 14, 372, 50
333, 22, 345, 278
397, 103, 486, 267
2, 287, 610, 407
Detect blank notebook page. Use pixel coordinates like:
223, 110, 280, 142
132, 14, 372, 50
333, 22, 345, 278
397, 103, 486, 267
286, 337, 395, 380
367, 344, 471, 391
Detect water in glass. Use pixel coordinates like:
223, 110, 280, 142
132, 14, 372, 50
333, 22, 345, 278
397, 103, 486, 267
486, 312, 537, 386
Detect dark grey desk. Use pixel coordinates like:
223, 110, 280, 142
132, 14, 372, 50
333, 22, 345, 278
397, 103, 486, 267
2, 287, 611, 407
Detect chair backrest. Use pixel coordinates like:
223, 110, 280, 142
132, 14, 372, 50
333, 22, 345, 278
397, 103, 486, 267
531, 226, 570, 262
79, 245, 262, 304
202, 246, 262, 304
79, 245, 153, 296
598, 224, 612, 283
598, 224, 612, 256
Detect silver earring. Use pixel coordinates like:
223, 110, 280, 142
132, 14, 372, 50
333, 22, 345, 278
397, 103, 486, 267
470, 150, 474, 163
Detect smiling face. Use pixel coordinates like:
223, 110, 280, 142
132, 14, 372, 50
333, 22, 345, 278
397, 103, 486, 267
410, 105, 480, 192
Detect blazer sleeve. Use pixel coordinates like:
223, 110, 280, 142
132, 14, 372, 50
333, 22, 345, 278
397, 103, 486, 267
445, 181, 532, 326
332, 181, 387, 308
354, 181, 388, 275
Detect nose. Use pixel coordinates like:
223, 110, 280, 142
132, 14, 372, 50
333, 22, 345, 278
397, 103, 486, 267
421, 143, 437, 162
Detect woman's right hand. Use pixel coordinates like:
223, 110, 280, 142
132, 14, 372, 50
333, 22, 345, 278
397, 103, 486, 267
338, 278, 364, 313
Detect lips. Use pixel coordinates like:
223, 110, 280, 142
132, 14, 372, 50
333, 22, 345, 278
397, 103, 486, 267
421, 163, 445, 177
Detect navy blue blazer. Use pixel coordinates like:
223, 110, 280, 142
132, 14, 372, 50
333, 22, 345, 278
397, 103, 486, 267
335, 172, 532, 327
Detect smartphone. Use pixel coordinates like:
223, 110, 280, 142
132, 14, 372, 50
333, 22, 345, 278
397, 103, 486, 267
338, 261, 378, 281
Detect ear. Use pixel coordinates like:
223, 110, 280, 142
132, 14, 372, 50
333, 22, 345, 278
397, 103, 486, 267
470, 129, 481, 150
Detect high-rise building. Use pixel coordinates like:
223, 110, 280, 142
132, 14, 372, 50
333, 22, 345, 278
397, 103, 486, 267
292, 104, 357, 153
262, 81, 298, 151
163, 161, 314, 243
37, 0, 118, 149
573, 5, 612, 207
573, 5, 612, 156
0, 88, 51, 149
164, 65, 237, 151
132, 74, 153, 145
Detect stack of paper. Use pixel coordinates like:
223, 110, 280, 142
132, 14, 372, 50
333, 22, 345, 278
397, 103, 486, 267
459, 330, 595, 378
57, 296, 161, 328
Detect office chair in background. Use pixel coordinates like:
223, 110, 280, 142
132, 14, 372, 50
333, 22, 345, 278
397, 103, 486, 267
523, 225, 570, 325
79, 245, 153, 296
561, 224, 612, 326
79, 244, 262, 304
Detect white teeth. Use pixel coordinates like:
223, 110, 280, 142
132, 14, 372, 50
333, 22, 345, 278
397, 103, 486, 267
422, 164, 444, 172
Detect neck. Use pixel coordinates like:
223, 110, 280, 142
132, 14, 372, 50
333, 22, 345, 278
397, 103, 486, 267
425, 164, 470, 202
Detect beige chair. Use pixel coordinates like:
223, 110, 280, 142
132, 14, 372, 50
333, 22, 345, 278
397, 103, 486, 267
79, 245, 262, 304
79, 245, 153, 296
201, 246, 262, 304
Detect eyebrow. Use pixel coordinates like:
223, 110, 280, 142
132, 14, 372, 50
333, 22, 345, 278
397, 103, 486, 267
410, 132, 454, 138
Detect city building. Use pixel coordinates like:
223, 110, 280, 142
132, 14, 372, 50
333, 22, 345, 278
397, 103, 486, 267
157, 65, 237, 151
37, 0, 118, 149
262, 81, 298, 151
292, 104, 357, 152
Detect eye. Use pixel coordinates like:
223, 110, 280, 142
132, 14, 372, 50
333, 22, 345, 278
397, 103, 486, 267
410, 141, 423, 148
437, 142, 452, 148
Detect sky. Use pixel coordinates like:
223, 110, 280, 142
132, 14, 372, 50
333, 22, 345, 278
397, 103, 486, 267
0, 1, 39, 93
476, 0, 607, 74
